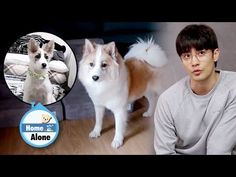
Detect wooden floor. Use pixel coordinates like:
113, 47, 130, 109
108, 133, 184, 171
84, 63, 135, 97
0, 98, 155, 155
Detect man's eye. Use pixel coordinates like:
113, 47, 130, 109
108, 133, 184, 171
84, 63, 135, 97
198, 50, 206, 55
182, 54, 190, 59
185, 54, 191, 58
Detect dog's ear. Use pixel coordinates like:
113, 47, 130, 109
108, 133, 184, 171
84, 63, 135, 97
83, 39, 95, 57
43, 40, 55, 55
104, 42, 117, 60
28, 38, 39, 54
92, 42, 97, 47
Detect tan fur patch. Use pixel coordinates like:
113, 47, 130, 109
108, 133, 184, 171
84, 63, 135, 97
126, 59, 154, 101
81, 52, 96, 65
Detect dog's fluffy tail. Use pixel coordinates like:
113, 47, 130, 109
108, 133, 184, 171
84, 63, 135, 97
124, 37, 168, 67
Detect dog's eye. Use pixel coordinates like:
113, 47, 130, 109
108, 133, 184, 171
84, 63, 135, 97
101, 63, 107, 68
89, 63, 94, 67
44, 54, 49, 59
35, 53, 41, 59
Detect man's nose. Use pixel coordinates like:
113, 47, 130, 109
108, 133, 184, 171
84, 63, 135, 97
191, 55, 199, 66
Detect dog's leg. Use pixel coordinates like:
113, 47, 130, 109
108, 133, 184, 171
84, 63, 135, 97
143, 91, 158, 117
89, 105, 105, 138
111, 108, 127, 148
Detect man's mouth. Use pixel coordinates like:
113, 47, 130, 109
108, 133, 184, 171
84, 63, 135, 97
193, 69, 201, 76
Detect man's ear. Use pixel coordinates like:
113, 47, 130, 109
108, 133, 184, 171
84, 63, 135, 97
213, 48, 220, 62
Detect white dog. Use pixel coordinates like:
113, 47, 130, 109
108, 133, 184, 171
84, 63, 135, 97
78, 38, 167, 148
23, 38, 56, 105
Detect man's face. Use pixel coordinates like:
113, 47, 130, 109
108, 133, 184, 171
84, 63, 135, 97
180, 48, 220, 82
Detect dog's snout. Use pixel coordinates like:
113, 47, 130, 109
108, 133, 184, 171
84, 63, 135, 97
42, 63, 47, 68
92, 75, 99, 81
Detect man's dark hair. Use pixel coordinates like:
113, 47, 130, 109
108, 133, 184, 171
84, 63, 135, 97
176, 24, 218, 67
176, 24, 218, 56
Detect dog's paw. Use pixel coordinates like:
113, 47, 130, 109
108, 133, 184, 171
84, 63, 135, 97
111, 139, 123, 149
89, 130, 101, 138
143, 111, 152, 118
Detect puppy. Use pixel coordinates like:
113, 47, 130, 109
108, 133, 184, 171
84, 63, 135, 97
78, 38, 167, 148
42, 114, 52, 123
23, 38, 56, 105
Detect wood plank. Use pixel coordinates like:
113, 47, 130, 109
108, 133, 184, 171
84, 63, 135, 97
0, 98, 155, 154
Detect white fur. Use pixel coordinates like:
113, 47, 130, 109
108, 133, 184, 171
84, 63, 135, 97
96, 45, 102, 61
23, 39, 56, 105
124, 37, 168, 67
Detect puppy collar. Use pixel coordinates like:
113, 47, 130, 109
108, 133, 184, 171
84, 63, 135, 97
28, 69, 47, 80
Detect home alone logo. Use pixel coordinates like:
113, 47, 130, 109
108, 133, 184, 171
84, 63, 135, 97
19, 103, 59, 148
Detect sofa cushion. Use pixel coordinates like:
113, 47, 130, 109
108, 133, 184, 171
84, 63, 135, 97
49, 60, 69, 73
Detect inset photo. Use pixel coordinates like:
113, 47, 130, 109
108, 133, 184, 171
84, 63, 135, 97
3, 32, 77, 105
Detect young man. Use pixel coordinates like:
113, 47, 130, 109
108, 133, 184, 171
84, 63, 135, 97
154, 24, 236, 155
